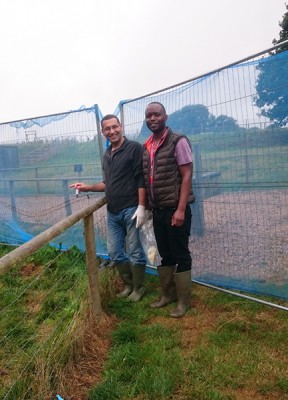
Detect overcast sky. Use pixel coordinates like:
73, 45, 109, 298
0, 0, 286, 123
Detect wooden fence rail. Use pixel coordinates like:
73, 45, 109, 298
0, 196, 107, 320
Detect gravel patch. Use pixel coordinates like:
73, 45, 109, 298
1, 189, 288, 297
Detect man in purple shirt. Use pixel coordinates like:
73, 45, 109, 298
143, 102, 195, 318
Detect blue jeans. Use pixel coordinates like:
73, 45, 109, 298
107, 206, 147, 265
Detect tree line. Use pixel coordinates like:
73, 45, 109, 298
140, 104, 240, 136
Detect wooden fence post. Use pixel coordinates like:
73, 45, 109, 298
63, 179, 72, 216
83, 213, 102, 321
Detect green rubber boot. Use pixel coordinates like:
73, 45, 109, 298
128, 264, 146, 302
116, 263, 133, 298
150, 266, 178, 309
170, 270, 192, 318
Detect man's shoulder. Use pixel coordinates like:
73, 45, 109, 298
104, 146, 111, 157
125, 138, 143, 149
167, 129, 189, 144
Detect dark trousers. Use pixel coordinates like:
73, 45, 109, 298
152, 206, 192, 273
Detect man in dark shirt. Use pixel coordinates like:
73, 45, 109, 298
70, 114, 147, 302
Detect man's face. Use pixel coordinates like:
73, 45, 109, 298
145, 104, 167, 134
102, 118, 123, 146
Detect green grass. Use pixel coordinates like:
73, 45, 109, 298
0, 244, 90, 399
1, 128, 288, 196
1, 140, 104, 195
199, 145, 287, 188
1, 243, 288, 399
88, 298, 183, 400
87, 276, 288, 400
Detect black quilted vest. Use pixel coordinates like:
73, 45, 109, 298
143, 129, 195, 208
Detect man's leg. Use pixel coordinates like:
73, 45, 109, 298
123, 206, 147, 302
107, 210, 132, 297
167, 206, 192, 318
150, 209, 177, 308
152, 207, 192, 317
152, 208, 177, 267
150, 266, 178, 308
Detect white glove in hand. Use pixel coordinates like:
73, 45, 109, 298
131, 205, 146, 228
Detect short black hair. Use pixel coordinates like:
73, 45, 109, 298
101, 114, 121, 127
146, 102, 166, 114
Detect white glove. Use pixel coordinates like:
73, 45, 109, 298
131, 205, 146, 228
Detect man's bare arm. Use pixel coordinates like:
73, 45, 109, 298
69, 182, 105, 192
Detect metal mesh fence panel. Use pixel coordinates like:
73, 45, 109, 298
0, 106, 108, 257
121, 47, 288, 300
1, 45, 288, 300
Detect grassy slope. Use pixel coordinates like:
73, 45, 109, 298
1, 241, 288, 399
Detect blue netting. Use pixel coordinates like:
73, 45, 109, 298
0, 105, 108, 255
121, 48, 288, 300
0, 48, 288, 301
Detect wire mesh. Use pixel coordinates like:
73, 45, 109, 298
122, 48, 288, 300
0, 48, 287, 301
